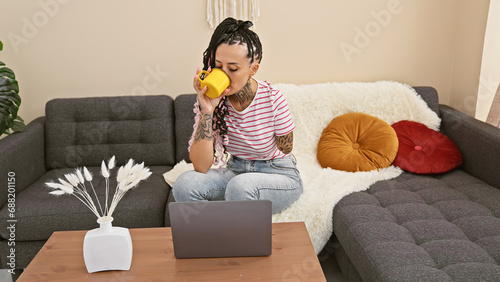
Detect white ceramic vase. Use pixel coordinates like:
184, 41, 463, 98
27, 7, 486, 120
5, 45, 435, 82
83, 217, 133, 273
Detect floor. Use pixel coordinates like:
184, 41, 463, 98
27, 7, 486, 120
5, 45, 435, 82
321, 255, 347, 282
319, 238, 348, 282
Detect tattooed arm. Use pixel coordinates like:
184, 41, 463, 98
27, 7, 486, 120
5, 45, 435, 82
276, 132, 294, 154
189, 111, 217, 173
189, 67, 229, 173
194, 112, 213, 143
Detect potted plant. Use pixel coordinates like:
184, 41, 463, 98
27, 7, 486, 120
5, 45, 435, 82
0, 40, 25, 136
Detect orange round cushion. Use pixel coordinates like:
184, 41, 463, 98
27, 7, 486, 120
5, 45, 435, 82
317, 113, 399, 172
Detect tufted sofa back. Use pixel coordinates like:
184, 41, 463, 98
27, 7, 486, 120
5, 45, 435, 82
45, 95, 175, 169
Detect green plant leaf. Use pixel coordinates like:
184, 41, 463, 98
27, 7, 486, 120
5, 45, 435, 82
0, 59, 25, 137
0, 105, 10, 116
0, 41, 3, 51
0, 83, 20, 94
11, 117, 25, 132
0, 67, 16, 79
0, 87, 21, 105
0, 103, 16, 117
0, 121, 9, 135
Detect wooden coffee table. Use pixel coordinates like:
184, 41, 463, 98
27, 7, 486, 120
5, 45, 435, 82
18, 222, 326, 281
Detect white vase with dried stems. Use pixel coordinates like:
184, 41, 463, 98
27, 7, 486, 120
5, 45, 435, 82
45, 156, 152, 273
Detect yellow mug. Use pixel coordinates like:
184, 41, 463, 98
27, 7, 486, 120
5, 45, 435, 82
197, 68, 231, 99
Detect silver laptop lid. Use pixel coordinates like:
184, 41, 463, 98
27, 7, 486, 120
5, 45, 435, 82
168, 200, 272, 259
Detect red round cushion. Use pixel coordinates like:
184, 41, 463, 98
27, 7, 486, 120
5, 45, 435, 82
392, 120, 463, 174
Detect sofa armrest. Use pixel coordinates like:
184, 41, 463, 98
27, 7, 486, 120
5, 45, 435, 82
413, 86, 439, 115
0, 117, 47, 208
440, 105, 500, 189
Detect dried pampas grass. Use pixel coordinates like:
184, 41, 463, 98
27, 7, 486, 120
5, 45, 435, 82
45, 156, 152, 222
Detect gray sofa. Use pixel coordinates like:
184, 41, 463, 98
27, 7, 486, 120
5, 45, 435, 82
326, 93, 500, 280
1, 87, 499, 281
0, 95, 186, 276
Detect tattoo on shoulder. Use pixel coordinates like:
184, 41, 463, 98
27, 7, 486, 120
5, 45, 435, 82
276, 132, 293, 154
194, 113, 213, 142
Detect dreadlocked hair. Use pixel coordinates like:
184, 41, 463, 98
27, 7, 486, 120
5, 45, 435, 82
202, 17, 263, 70
202, 17, 263, 165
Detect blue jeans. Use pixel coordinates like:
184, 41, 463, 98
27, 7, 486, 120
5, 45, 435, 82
172, 155, 303, 214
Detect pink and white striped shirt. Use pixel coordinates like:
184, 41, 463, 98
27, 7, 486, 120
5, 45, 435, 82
224, 80, 295, 160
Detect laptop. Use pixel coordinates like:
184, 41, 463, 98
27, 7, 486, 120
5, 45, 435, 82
168, 200, 272, 259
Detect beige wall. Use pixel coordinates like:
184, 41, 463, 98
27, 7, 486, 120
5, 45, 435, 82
477, 0, 500, 121
450, 0, 491, 117
0, 0, 490, 124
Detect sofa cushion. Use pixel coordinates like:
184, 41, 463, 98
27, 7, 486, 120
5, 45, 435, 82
45, 95, 175, 169
392, 120, 462, 174
0, 166, 171, 241
317, 113, 398, 172
333, 170, 500, 281
174, 94, 197, 163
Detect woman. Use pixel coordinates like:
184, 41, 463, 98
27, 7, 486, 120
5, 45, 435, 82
173, 18, 302, 214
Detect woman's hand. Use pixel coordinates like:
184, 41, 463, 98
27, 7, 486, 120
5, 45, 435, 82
190, 67, 230, 173
193, 67, 230, 114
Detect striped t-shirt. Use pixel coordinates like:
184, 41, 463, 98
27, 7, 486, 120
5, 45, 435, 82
224, 80, 295, 160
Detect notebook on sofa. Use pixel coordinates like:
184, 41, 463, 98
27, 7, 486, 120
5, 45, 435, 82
168, 200, 272, 259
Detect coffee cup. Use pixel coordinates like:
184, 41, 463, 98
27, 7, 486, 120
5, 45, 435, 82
197, 68, 231, 99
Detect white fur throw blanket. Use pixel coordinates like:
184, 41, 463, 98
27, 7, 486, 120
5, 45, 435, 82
164, 81, 441, 254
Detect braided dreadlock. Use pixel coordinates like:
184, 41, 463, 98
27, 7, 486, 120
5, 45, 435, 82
203, 17, 262, 70
202, 17, 263, 164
